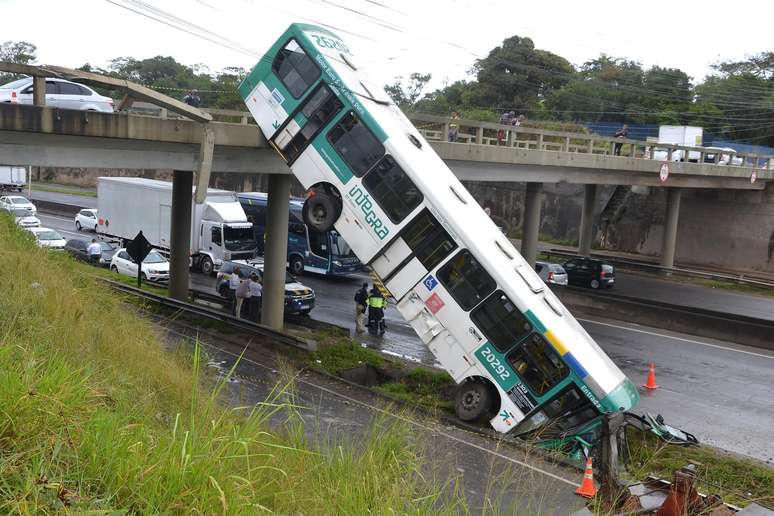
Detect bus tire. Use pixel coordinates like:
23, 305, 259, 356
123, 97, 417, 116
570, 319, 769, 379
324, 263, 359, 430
455, 378, 494, 422
199, 256, 214, 275
303, 190, 340, 232
289, 255, 304, 275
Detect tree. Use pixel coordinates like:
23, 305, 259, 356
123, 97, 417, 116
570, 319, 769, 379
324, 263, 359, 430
0, 41, 37, 82
384, 72, 431, 111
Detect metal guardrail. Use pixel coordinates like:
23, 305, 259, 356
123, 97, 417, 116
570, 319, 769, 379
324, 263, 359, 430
542, 248, 774, 289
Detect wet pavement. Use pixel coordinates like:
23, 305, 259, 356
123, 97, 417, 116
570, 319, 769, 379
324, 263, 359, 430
37, 211, 774, 463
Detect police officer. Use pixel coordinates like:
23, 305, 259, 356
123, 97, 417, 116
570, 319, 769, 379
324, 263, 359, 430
366, 285, 386, 335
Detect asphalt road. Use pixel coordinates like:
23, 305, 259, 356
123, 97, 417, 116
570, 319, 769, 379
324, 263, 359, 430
37, 211, 774, 463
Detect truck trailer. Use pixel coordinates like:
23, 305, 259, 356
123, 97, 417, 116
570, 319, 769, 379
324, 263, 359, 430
0, 166, 26, 191
96, 177, 257, 274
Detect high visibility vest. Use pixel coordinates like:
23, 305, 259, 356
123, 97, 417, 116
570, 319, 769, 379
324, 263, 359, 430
367, 296, 385, 309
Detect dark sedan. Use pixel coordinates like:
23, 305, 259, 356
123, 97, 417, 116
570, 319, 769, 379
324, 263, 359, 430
64, 238, 117, 267
562, 257, 615, 289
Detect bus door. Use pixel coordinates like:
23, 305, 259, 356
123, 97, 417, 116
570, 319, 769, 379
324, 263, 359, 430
270, 82, 343, 164
306, 227, 332, 272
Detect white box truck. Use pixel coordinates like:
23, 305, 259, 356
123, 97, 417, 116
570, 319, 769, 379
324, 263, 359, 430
96, 177, 257, 274
0, 166, 26, 191
657, 126, 703, 162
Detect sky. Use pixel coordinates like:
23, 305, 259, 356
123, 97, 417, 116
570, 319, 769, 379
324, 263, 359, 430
1, 0, 772, 93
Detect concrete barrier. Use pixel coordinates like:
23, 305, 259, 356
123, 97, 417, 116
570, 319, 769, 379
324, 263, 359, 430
33, 198, 84, 217
552, 285, 774, 351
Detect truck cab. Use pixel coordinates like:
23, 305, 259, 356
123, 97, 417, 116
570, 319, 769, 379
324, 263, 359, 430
196, 199, 257, 274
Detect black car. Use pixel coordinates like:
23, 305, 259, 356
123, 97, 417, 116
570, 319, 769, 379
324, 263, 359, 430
562, 258, 615, 289
216, 259, 316, 315
64, 238, 117, 267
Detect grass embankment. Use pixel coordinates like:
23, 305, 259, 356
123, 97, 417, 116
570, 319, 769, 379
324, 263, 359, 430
0, 218, 467, 514
31, 181, 98, 198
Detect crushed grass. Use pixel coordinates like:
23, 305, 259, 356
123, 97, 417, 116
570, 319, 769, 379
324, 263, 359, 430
375, 369, 456, 414
0, 216, 469, 514
309, 332, 386, 374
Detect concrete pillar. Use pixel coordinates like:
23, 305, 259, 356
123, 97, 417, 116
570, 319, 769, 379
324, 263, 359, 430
32, 76, 46, 106
261, 174, 291, 330
169, 170, 193, 301
578, 184, 597, 256
521, 182, 542, 267
660, 187, 682, 269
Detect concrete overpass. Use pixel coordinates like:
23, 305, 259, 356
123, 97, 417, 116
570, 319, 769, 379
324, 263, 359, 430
2, 63, 773, 296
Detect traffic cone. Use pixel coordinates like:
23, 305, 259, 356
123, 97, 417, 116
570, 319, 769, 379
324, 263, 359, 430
575, 456, 597, 498
643, 362, 659, 390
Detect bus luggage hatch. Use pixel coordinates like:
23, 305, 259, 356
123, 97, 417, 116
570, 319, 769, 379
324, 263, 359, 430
398, 293, 473, 381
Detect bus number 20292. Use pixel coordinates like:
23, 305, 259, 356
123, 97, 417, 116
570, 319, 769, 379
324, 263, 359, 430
480, 347, 511, 382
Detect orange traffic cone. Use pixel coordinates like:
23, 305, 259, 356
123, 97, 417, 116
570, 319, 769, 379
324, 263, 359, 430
575, 456, 597, 498
643, 362, 659, 390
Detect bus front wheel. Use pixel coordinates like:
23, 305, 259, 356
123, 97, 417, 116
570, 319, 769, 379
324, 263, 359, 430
455, 379, 495, 422
289, 255, 304, 275
303, 189, 341, 233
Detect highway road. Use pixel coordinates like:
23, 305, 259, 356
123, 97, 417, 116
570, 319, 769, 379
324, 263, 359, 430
36, 210, 774, 463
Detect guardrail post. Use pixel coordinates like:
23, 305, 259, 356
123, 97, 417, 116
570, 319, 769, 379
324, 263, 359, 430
564, 136, 570, 152
170, 170, 194, 301
587, 138, 594, 154
536, 133, 544, 151
649, 145, 655, 160
660, 187, 682, 271
507, 129, 514, 147
667, 147, 674, 162
442, 122, 449, 142
262, 174, 291, 330
578, 184, 597, 256
476, 126, 484, 145
629, 143, 636, 158
521, 182, 543, 267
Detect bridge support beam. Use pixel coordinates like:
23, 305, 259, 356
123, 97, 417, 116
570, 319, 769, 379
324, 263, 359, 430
169, 170, 193, 301
578, 184, 597, 256
261, 174, 291, 330
660, 187, 682, 269
521, 182, 543, 267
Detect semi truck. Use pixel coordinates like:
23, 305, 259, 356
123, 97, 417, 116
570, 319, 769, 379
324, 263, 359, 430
96, 177, 257, 274
0, 166, 26, 191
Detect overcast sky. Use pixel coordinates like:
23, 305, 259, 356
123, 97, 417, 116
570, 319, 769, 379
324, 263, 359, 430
2, 0, 771, 92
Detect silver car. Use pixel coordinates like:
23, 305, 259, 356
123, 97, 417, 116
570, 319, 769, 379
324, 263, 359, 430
0, 77, 114, 112
535, 261, 568, 286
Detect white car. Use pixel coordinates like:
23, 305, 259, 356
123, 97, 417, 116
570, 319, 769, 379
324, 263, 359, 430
110, 248, 170, 282
0, 195, 36, 214
26, 227, 66, 249
5, 207, 41, 228
534, 261, 568, 286
0, 77, 114, 112
75, 208, 98, 231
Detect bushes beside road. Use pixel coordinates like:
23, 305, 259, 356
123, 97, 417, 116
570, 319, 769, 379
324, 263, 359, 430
0, 217, 465, 514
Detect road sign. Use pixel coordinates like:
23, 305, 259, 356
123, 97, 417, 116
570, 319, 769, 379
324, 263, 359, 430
751, 169, 757, 184
126, 231, 153, 287
659, 162, 670, 183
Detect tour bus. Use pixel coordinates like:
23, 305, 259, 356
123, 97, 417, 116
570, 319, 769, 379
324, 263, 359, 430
239, 23, 639, 440
238, 191, 362, 276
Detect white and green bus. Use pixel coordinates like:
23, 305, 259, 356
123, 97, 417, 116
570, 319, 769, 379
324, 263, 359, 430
240, 23, 639, 442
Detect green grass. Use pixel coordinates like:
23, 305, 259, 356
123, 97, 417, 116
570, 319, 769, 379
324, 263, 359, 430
31, 181, 98, 197
0, 216, 468, 514
696, 278, 774, 298
375, 369, 456, 413
626, 429, 774, 507
310, 332, 387, 374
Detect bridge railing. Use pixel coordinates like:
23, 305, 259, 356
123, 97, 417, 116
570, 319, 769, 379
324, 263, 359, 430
124, 103, 773, 171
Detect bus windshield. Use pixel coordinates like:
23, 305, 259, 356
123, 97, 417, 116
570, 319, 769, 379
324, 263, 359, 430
330, 231, 353, 257
224, 227, 256, 251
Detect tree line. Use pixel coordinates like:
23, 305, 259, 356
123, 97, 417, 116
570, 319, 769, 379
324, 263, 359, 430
2, 37, 772, 146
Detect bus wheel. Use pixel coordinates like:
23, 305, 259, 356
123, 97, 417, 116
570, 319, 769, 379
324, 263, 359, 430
303, 190, 340, 232
289, 255, 304, 275
455, 379, 494, 421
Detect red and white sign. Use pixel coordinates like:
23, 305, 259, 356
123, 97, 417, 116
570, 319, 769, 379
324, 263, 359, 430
751, 169, 757, 184
425, 293, 445, 314
659, 162, 670, 183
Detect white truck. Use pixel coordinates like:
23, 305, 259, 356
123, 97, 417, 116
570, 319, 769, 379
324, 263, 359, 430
655, 126, 703, 162
96, 177, 257, 274
0, 166, 26, 191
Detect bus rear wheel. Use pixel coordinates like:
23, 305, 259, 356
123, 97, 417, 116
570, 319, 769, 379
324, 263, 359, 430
455, 379, 494, 422
303, 189, 340, 233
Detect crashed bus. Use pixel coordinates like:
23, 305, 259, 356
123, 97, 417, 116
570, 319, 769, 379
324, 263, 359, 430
239, 23, 639, 447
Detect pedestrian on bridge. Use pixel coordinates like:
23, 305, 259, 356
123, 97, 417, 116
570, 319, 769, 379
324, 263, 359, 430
183, 89, 201, 108
448, 111, 460, 142
614, 124, 629, 156
354, 281, 368, 334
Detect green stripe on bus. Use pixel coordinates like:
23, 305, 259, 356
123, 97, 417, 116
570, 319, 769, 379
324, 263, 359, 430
525, 309, 547, 334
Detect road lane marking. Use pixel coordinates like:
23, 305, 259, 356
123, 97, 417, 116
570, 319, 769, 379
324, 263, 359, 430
578, 318, 774, 360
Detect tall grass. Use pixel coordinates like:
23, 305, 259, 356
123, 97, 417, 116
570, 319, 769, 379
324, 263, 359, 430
0, 218, 468, 513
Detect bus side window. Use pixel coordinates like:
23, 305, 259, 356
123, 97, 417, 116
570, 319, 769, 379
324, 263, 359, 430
401, 210, 457, 271
507, 334, 569, 396
272, 39, 321, 98
327, 111, 384, 177
437, 249, 496, 311
470, 291, 532, 354
284, 85, 343, 163
362, 155, 423, 223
